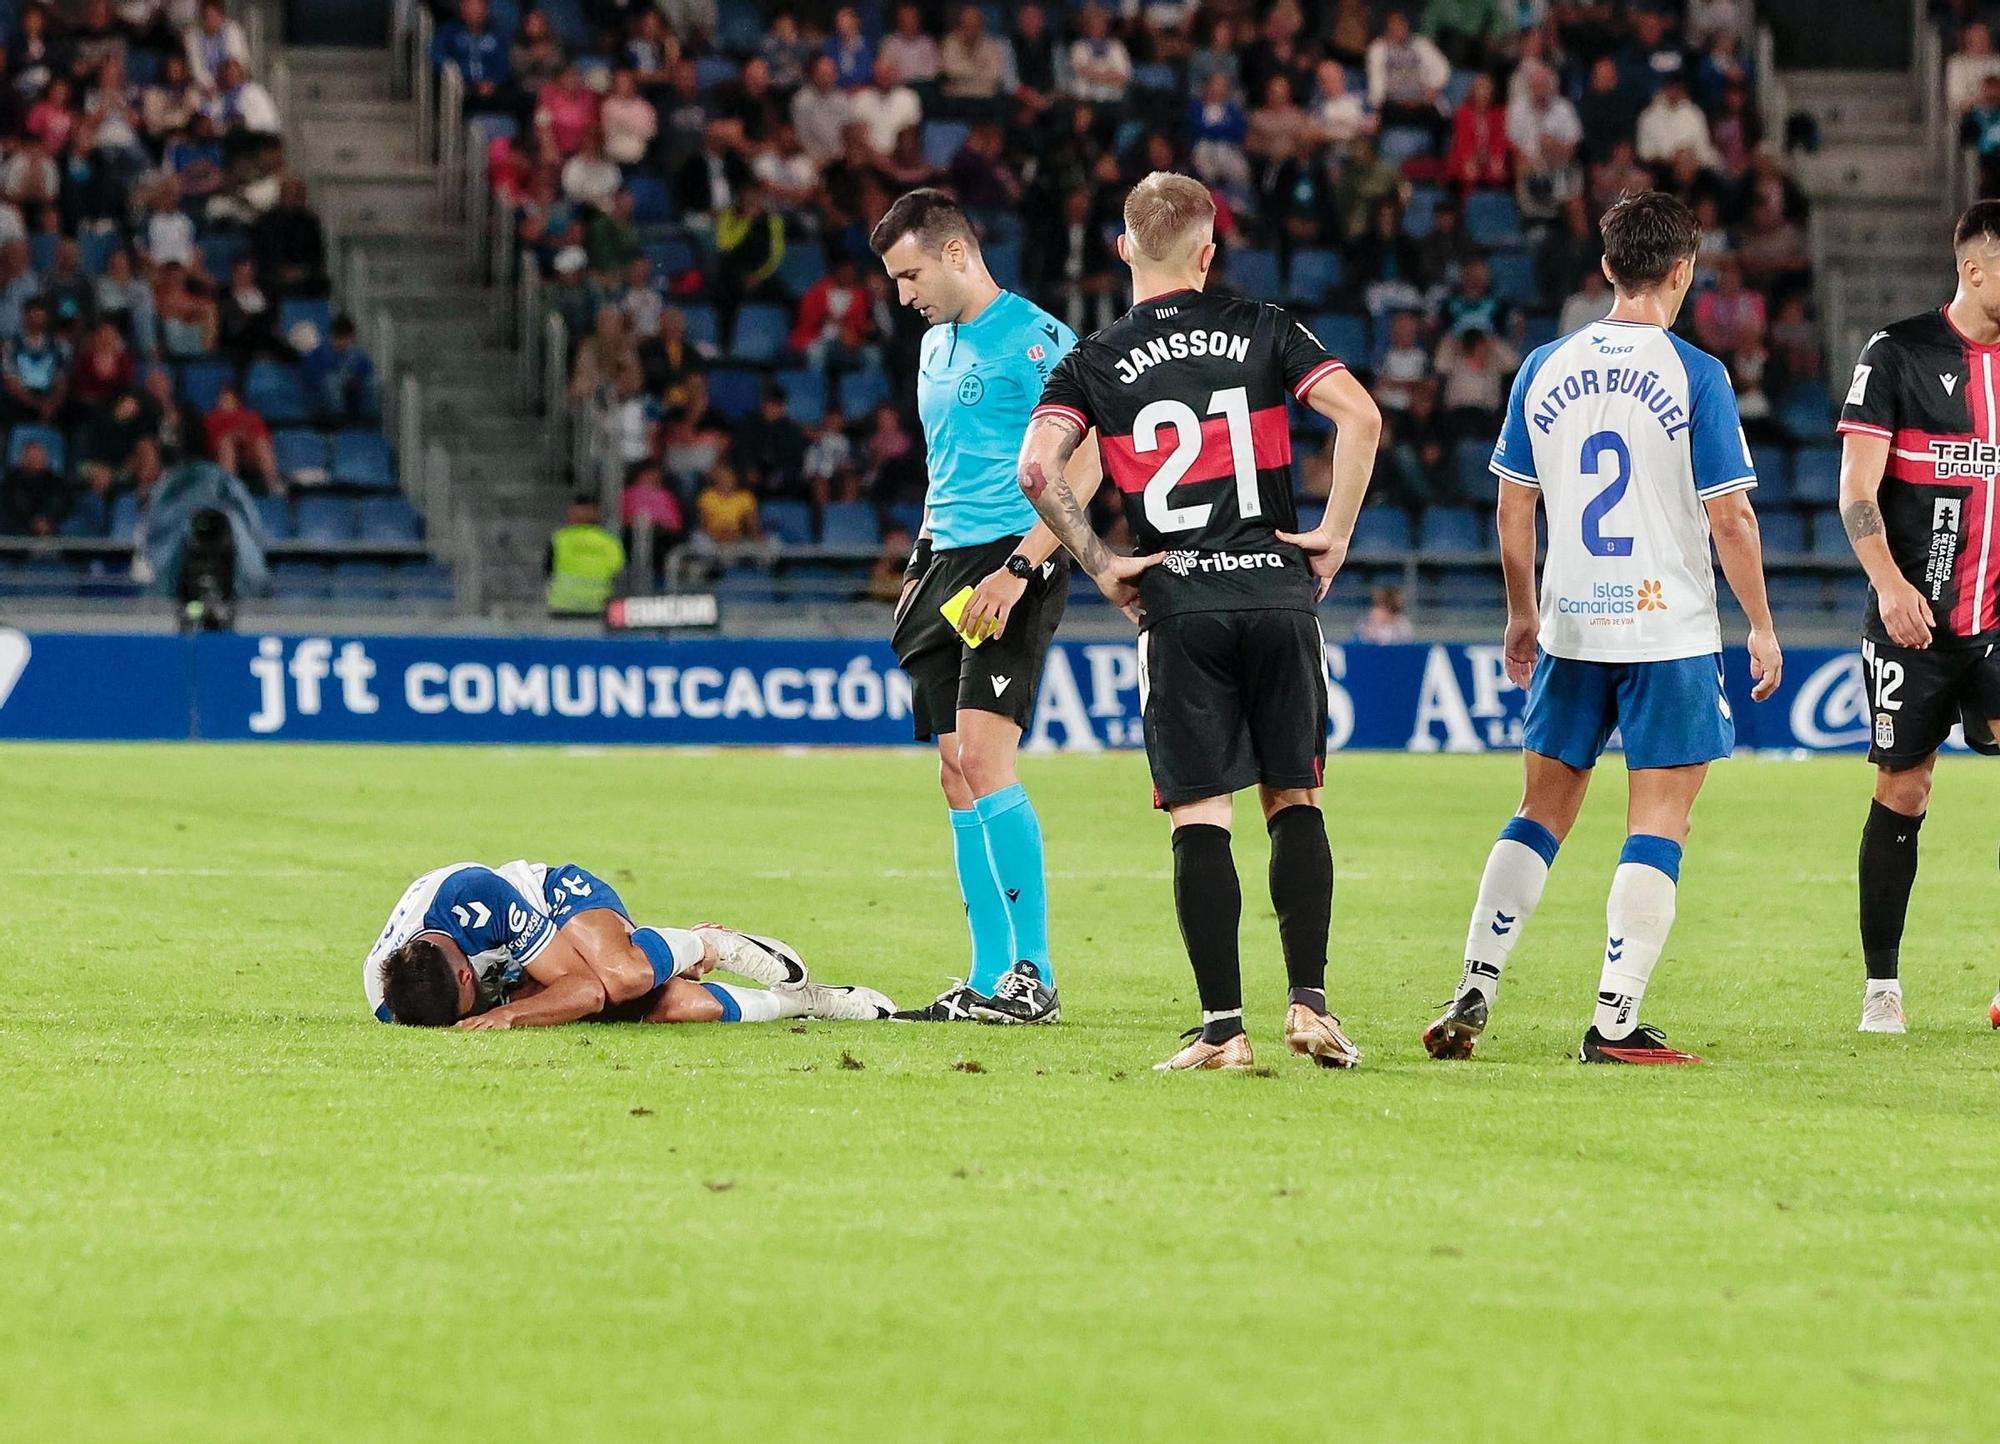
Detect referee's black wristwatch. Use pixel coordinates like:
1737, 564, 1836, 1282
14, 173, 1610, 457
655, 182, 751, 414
1004, 553, 1036, 582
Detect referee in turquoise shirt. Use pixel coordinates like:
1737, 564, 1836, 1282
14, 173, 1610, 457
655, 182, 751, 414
871, 188, 1105, 1025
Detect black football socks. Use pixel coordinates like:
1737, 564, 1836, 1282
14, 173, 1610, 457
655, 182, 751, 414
1173, 823, 1243, 1043
1859, 799, 1924, 981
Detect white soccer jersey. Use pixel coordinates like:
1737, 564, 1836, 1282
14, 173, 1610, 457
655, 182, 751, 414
363, 860, 559, 1021
1490, 318, 1756, 663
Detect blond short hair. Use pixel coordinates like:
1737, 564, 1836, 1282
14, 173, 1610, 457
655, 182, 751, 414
1123, 172, 1216, 265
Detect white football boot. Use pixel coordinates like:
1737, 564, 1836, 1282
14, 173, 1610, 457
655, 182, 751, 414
692, 926, 811, 991
1858, 985, 1907, 1034
798, 983, 897, 1019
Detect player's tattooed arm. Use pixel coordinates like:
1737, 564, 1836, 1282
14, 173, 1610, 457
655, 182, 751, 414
1841, 499, 1885, 542
1017, 414, 1112, 576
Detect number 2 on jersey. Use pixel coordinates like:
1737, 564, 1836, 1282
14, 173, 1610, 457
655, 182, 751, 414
1579, 430, 1634, 558
1133, 386, 1258, 534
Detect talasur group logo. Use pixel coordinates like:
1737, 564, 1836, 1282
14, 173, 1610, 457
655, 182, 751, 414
1636, 579, 1667, 611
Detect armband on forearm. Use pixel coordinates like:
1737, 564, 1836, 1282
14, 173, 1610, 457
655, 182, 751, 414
904, 535, 934, 583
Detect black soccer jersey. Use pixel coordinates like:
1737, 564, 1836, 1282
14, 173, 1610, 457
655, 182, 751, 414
1838, 308, 2000, 647
1031, 288, 1347, 623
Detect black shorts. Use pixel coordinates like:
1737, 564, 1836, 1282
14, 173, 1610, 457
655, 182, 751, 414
1862, 638, 2000, 768
891, 534, 1069, 742
1139, 608, 1329, 808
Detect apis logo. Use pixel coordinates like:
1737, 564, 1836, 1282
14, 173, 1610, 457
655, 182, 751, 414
1635, 579, 1667, 611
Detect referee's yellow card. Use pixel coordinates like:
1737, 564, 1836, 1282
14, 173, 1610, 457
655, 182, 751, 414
939, 586, 989, 647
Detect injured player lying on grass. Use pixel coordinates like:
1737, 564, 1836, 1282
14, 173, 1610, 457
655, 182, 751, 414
363, 860, 895, 1029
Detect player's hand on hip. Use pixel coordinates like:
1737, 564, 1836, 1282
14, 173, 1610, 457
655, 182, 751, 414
1502, 613, 1539, 689
961, 567, 1027, 642
1746, 627, 1783, 702
1878, 577, 1935, 649
455, 1010, 515, 1031
1273, 525, 1349, 601
1096, 552, 1164, 625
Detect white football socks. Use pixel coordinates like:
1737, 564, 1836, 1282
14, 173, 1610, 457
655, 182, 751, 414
1592, 837, 1683, 1040
1458, 817, 1561, 1006
706, 982, 809, 1023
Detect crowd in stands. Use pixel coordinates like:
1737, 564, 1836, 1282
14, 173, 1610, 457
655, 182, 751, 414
0, 1, 427, 606
432, 0, 1823, 602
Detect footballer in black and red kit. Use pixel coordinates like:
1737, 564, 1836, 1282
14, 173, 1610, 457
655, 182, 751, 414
1835, 201, 2000, 1036
1031, 288, 1348, 809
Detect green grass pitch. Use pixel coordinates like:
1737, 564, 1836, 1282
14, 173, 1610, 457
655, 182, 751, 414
3, 743, 1998, 1442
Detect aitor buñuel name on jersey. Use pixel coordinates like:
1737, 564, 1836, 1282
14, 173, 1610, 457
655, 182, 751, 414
1839, 308, 2000, 647
1031, 288, 1346, 624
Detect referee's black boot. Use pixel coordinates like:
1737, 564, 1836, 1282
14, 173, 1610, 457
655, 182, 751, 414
968, 962, 1061, 1025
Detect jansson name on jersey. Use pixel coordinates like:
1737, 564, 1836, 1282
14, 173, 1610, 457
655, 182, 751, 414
1112, 327, 1253, 385
1528, 363, 1692, 440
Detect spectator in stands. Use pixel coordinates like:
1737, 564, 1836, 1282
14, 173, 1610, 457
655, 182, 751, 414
120, 434, 166, 500
641, 303, 704, 403
545, 493, 627, 616
70, 318, 131, 417
95, 247, 156, 357
3, 136, 60, 214
621, 460, 684, 586
1435, 321, 1516, 438
1440, 253, 1511, 336
164, 113, 226, 203
1390, 378, 1452, 505
600, 69, 659, 166
1307, 58, 1375, 153
0, 438, 65, 535
851, 56, 921, 157
862, 400, 914, 499
218, 256, 282, 362
939, 6, 1008, 117
1258, 131, 1333, 247
804, 407, 859, 505
734, 382, 809, 500
1010, 3, 1059, 114
1587, 136, 1653, 216
562, 130, 623, 211
0, 242, 38, 344
674, 118, 751, 221
692, 460, 764, 558
1189, 71, 1252, 197
535, 64, 600, 156
760, 12, 812, 94
1574, 57, 1638, 163
143, 50, 200, 138
1374, 308, 1432, 412
1188, 16, 1242, 99
1329, 135, 1403, 244
826, 5, 875, 91
1242, 1, 1314, 105
1710, 81, 1758, 175
1353, 583, 1415, 642
880, 4, 941, 89
1557, 250, 1613, 334
1247, 75, 1312, 180
947, 119, 1020, 212
511, 10, 567, 98
1736, 192, 1809, 296
1636, 74, 1718, 170
154, 263, 217, 360
251, 176, 328, 298
206, 57, 278, 136
586, 187, 640, 273
879, 124, 936, 188
715, 181, 784, 312
615, 253, 664, 338
1768, 292, 1822, 386
1948, 22, 2000, 115
1506, 61, 1582, 221
603, 360, 651, 472
1965, 72, 2000, 197
79, 387, 148, 502
300, 314, 379, 425
1351, 195, 1424, 314
658, 57, 710, 162
569, 303, 639, 407
1422, 0, 1512, 70
430, 0, 514, 117
721, 57, 785, 147
1067, 7, 1133, 106
1032, 184, 1117, 336
659, 383, 730, 484
659, 0, 719, 54
789, 255, 874, 370
1367, 10, 1450, 141
867, 522, 914, 601
184, 0, 247, 93
1446, 71, 1510, 193
14, 6, 59, 102
1694, 255, 1765, 360
203, 380, 280, 493
4, 299, 67, 423
792, 54, 851, 163
43, 239, 93, 336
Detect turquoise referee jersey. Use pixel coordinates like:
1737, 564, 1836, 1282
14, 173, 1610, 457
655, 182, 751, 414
916, 290, 1077, 550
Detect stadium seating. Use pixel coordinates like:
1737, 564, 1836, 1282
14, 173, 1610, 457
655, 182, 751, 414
763, 499, 815, 545
331, 432, 395, 491
730, 304, 792, 364
1228, 248, 1283, 301
820, 501, 880, 549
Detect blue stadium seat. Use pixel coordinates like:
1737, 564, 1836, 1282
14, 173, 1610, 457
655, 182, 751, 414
1776, 380, 1833, 441
8, 424, 62, 470
1287, 248, 1344, 304
627, 176, 674, 226
271, 559, 331, 599
1351, 507, 1412, 552
838, 368, 892, 416
1520, 313, 1560, 352
331, 559, 398, 602
279, 298, 334, 339
1402, 185, 1444, 239
921, 121, 971, 170
486, 0, 522, 37
775, 368, 826, 425
1419, 506, 1485, 552
538, 0, 591, 47
776, 239, 826, 297
199, 229, 249, 277
694, 55, 741, 89
1443, 70, 1478, 109
80, 230, 120, 276
1464, 191, 1523, 246
295, 495, 358, 543
1791, 446, 1841, 504
820, 500, 879, 548
731, 302, 791, 363
1228, 247, 1282, 300
1758, 510, 1805, 555
468, 112, 519, 149
645, 236, 696, 278
1309, 311, 1370, 363
28, 231, 57, 273
1754, 446, 1792, 503
106, 492, 139, 542
330, 431, 395, 491
707, 367, 762, 419
178, 359, 235, 412
887, 501, 925, 536
679, 304, 721, 350
1455, 438, 1495, 496
245, 361, 311, 425
762, 498, 815, 544
255, 493, 294, 540
358, 495, 424, 545
1487, 251, 1541, 308
1810, 508, 1852, 558
1132, 61, 1178, 92
274, 429, 330, 485
1294, 503, 1328, 532
717, 4, 766, 53
984, 241, 1022, 291
1378, 125, 1435, 165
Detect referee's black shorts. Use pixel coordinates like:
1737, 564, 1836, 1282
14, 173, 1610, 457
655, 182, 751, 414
891, 534, 1069, 742
1139, 607, 1329, 809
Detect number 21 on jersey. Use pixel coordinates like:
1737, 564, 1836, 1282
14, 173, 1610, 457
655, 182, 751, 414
1132, 386, 1259, 533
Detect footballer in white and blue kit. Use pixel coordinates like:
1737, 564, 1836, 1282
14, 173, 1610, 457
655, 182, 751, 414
871, 188, 1106, 1025
1421, 192, 1783, 1066
364, 860, 894, 1028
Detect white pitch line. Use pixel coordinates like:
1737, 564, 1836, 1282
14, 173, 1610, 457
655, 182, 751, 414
0, 866, 333, 878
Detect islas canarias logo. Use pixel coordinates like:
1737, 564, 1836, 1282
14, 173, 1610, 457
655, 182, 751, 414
1636, 579, 1667, 611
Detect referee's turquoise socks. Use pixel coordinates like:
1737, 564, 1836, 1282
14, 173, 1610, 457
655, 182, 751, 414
950, 807, 1013, 992
971, 782, 1052, 993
